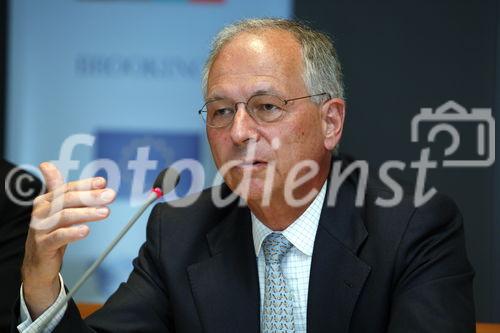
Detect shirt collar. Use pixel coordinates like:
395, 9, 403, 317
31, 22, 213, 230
251, 181, 327, 257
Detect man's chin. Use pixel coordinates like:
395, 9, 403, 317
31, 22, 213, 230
229, 178, 275, 205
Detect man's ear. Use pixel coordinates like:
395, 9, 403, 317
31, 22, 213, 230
321, 98, 345, 150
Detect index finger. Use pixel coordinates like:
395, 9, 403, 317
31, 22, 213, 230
34, 176, 107, 204
39, 162, 64, 192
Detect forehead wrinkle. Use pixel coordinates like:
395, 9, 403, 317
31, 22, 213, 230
206, 75, 286, 100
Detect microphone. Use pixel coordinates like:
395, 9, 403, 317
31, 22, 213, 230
31, 168, 180, 332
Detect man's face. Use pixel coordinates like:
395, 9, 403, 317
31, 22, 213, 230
206, 29, 337, 202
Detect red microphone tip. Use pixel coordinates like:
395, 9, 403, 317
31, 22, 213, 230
152, 187, 164, 198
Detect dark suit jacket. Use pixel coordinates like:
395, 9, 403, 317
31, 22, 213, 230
12, 163, 475, 333
1, 159, 42, 332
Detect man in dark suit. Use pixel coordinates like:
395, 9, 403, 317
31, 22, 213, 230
15, 19, 475, 332
0, 159, 42, 331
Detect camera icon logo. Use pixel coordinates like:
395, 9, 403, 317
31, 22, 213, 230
411, 100, 495, 167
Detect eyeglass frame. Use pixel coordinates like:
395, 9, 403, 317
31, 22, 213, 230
198, 92, 331, 128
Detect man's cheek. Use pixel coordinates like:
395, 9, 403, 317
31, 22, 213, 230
210, 144, 226, 165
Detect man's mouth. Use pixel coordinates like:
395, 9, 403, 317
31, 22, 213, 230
237, 160, 268, 170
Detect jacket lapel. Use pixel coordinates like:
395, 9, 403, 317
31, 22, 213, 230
307, 176, 372, 333
187, 204, 260, 333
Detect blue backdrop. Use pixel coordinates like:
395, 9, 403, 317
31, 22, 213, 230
7, 0, 291, 302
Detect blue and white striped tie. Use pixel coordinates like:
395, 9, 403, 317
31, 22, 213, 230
262, 233, 295, 332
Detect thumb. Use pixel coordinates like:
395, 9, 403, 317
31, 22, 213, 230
39, 162, 64, 192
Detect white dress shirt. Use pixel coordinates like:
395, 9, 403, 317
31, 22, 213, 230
18, 274, 67, 333
18, 181, 327, 332
252, 181, 326, 333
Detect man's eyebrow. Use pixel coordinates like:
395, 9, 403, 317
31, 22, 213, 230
253, 88, 281, 96
205, 94, 226, 103
252, 87, 286, 98
205, 88, 284, 102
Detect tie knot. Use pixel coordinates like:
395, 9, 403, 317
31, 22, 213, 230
262, 233, 292, 264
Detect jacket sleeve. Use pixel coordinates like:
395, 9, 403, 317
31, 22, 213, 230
1, 162, 42, 332
387, 194, 475, 333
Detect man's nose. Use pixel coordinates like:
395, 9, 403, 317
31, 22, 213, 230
230, 103, 259, 145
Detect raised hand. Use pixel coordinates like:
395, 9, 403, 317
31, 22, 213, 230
21, 162, 116, 319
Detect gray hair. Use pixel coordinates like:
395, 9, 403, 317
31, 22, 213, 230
202, 18, 344, 102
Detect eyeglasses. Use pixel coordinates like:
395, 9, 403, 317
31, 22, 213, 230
198, 92, 330, 128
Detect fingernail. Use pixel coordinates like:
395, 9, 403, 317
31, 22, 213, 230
100, 189, 115, 201
93, 177, 105, 187
96, 207, 109, 216
78, 225, 88, 237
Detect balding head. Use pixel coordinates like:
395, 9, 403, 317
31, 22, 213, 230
202, 18, 344, 102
